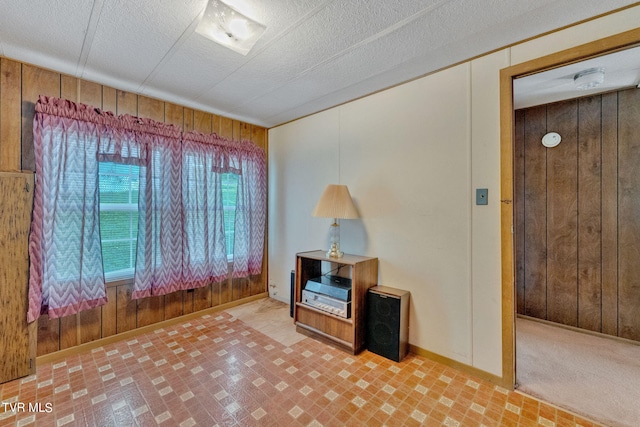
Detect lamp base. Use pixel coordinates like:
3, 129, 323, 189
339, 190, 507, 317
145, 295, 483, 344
327, 243, 344, 259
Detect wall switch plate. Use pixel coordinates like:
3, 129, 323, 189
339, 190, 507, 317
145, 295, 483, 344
476, 188, 488, 205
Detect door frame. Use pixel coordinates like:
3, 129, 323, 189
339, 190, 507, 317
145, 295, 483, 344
499, 27, 640, 388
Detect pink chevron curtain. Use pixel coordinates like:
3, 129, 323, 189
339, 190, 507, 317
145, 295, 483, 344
28, 97, 108, 322
229, 140, 267, 278
181, 132, 231, 288
130, 122, 183, 299
28, 96, 266, 322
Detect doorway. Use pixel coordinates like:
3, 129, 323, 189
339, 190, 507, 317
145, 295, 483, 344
499, 27, 640, 422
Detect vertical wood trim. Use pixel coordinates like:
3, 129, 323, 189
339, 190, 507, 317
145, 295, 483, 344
546, 100, 578, 327
576, 96, 603, 332
499, 66, 515, 389
523, 105, 548, 319
0, 172, 34, 382
601, 92, 618, 336
0, 59, 22, 171
617, 88, 640, 341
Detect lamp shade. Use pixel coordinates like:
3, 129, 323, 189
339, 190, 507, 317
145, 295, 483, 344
312, 185, 359, 219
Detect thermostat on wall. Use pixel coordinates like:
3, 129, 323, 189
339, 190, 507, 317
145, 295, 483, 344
542, 132, 561, 148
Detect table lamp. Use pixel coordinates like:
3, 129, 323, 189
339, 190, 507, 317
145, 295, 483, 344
312, 184, 359, 258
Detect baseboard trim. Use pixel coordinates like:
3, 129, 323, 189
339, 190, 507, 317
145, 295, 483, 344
409, 344, 508, 388
36, 293, 268, 366
517, 314, 640, 347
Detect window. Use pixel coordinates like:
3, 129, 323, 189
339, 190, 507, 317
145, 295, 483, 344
98, 162, 139, 281
221, 172, 239, 259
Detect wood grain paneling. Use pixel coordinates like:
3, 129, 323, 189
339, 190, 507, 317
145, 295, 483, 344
0, 59, 268, 357
546, 100, 578, 327
102, 287, 117, 338
117, 284, 137, 334
116, 90, 137, 115
617, 88, 640, 341
0, 59, 22, 171
37, 316, 59, 356
523, 105, 547, 319
21, 64, 60, 171
600, 92, 618, 336
516, 87, 640, 341
514, 110, 526, 314
577, 96, 602, 332
0, 172, 35, 382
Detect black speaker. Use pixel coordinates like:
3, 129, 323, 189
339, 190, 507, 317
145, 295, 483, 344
290, 270, 295, 318
367, 286, 409, 362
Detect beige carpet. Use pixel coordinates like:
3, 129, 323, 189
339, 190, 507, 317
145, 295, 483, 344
516, 317, 640, 427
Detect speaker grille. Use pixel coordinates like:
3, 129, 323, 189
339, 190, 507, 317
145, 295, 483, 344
367, 292, 401, 361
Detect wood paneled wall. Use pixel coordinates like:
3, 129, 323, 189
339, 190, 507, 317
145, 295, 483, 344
515, 87, 640, 341
0, 58, 268, 356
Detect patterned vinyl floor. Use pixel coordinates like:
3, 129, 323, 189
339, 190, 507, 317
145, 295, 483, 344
0, 301, 601, 426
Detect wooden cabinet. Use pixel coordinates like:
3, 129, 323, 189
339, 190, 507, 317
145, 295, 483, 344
0, 172, 36, 383
294, 250, 378, 354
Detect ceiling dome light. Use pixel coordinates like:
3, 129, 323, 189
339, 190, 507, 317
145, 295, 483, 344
196, 0, 266, 55
228, 18, 250, 40
573, 67, 605, 90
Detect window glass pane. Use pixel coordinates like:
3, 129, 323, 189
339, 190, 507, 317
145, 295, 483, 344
98, 162, 139, 277
101, 240, 135, 273
100, 211, 135, 240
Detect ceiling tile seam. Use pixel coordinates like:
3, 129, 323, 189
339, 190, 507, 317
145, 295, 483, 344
76, 0, 106, 78
137, 6, 206, 93
225, 0, 455, 115
191, 0, 336, 103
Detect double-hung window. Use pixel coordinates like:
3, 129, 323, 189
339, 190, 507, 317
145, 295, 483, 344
98, 162, 140, 281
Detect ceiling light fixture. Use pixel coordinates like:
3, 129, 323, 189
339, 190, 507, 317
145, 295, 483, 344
196, 0, 266, 55
573, 67, 605, 90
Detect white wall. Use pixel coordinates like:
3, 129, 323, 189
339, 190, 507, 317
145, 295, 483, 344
268, 7, 640, 378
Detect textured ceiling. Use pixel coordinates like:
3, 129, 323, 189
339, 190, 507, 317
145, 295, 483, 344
0, 0, 636, 127
514, 46, 640, 109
